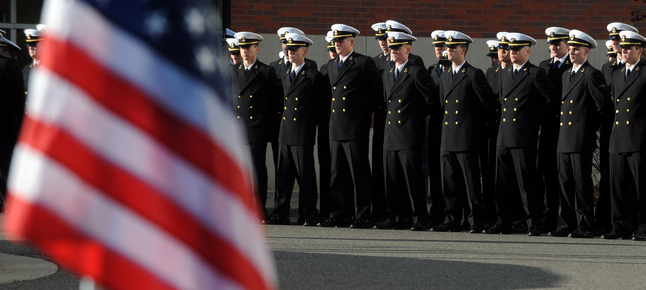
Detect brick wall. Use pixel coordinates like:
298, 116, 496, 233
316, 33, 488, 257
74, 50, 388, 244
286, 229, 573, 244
231, 0, 646, 40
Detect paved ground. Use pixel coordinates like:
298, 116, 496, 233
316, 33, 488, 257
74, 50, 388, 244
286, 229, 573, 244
1, 204, 646, 289
268, 224, 646, 289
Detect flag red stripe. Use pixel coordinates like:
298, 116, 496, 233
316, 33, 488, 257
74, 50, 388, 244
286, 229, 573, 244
4, 195, 178, 290
18, 116, 271, 290
38, 36, 259, 216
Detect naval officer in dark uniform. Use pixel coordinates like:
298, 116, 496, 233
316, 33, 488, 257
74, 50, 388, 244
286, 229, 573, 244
426, 30, 448, 228
603, 31, 646, 240
369, 22, 391, 223
373, 32, 437, 231
538, 27, 573, 234
228, 32, 283, 219
23, 28, 43, 95
557, 30, 611, 238
317, 32, 337, 220
596, 22, 639, 236
384, 20, 425, 69
485, 33, 557, 235
318, 24, 382, 228
266, 34, 331, 226
432, 31, 496, 233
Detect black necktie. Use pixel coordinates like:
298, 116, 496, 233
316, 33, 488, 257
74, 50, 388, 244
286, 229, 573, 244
393, 69, 397, 80
570, 70, 575, 81
626, 69, 631, 80
554, 60, 560, 70
513, 69, 518, 78
437, 65, 442, 76
452, 70, 457, 78
291, 70, 296, 82
338, 60, 343, 69
285, 61, 290, 69
244, 69, 249, 77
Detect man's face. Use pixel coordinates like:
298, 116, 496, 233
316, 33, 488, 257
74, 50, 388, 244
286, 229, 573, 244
510, 46, 530, 64
240, 44, 259, 61
550, 40, 568, 58
390, 45, 410, 63
434, 45, 445, 59
287, 46, 307, 65
28, 43, 38, 60
447, 45, 466, 64
498, 47, 510, 62
612, 38, 621, 55
328, 50, 338, 59
281, 42, 287, 54
568, 45, 589, 65
490, 57, 500, 67
334, 37, 354, 56
230, 53, 242, 65
377, 38, 389, 54
621, 45, 643, 65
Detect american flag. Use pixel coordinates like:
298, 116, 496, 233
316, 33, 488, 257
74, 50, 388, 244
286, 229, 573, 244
2, 0, 277, 289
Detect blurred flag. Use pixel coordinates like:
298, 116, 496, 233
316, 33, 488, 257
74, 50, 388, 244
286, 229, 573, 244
2, 0, 277, 290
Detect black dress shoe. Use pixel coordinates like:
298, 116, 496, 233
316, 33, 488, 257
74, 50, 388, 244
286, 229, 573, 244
569, 229, 594, 239
394, 219, 413, 230
303, 218, 318, 227
512, 223, 528, 233
265, 215, 290, 225
374, 219, 396, 229
410, 223, 428, 231
350, 218, 373, 229
483, 225, 513, 234
469, 225, 483, 234
601, 232, 633, 240
527, 226, 541, 236
548, 228, 573, 237
431, 223, 461, 232
632, 232, 646, 241
318, 217, 348, 227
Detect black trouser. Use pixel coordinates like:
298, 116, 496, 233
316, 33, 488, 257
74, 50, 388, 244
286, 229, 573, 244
441, 150, 484, 227
371, 110, 388, 221
427, 116, 445, 226
248, 142, 268, 218
329, 139, 372, 220
609, 152, 646, 234
317, 118, 331, 218
596, 120, 612, 231
495, 146, 543, 229
384, 148, 428, 225
557, 152, 592, 231
272, 144, 318, 219
537, 123, 561, 231
480, 123, 499, 225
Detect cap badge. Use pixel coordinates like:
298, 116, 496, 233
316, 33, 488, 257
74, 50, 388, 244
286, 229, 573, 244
378, 28, 382, 34
622, 35, 626, 41
390, 36, 394, 42
334, 29, 338, 36
612, 27, 617, 33
570, 35, 575, 40
550, 32, 555, 37
330, 41, 334, 45
388, 25, 392, 30
434, 35, 438, 40
448, 36, 453, 42
501, 36, 506, 42
288, 38, 293, 43
26, 34, 31, 40
608, 45, 613, 50
490, 45, 495, 50
230, 42, 235, 48
241, 36, 246, 42
510, 38, 515, 43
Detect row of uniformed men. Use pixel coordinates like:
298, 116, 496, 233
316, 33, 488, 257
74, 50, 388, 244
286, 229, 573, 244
225, 20, 646, 239
0, 26, 43, 208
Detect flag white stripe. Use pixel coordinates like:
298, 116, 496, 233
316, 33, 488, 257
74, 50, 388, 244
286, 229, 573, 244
40, 0, 250, 180
26, 68, 276, 282
9, 145, 245, 290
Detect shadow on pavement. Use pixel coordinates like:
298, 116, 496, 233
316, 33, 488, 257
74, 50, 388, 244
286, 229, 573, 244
274, 250, 563, 289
